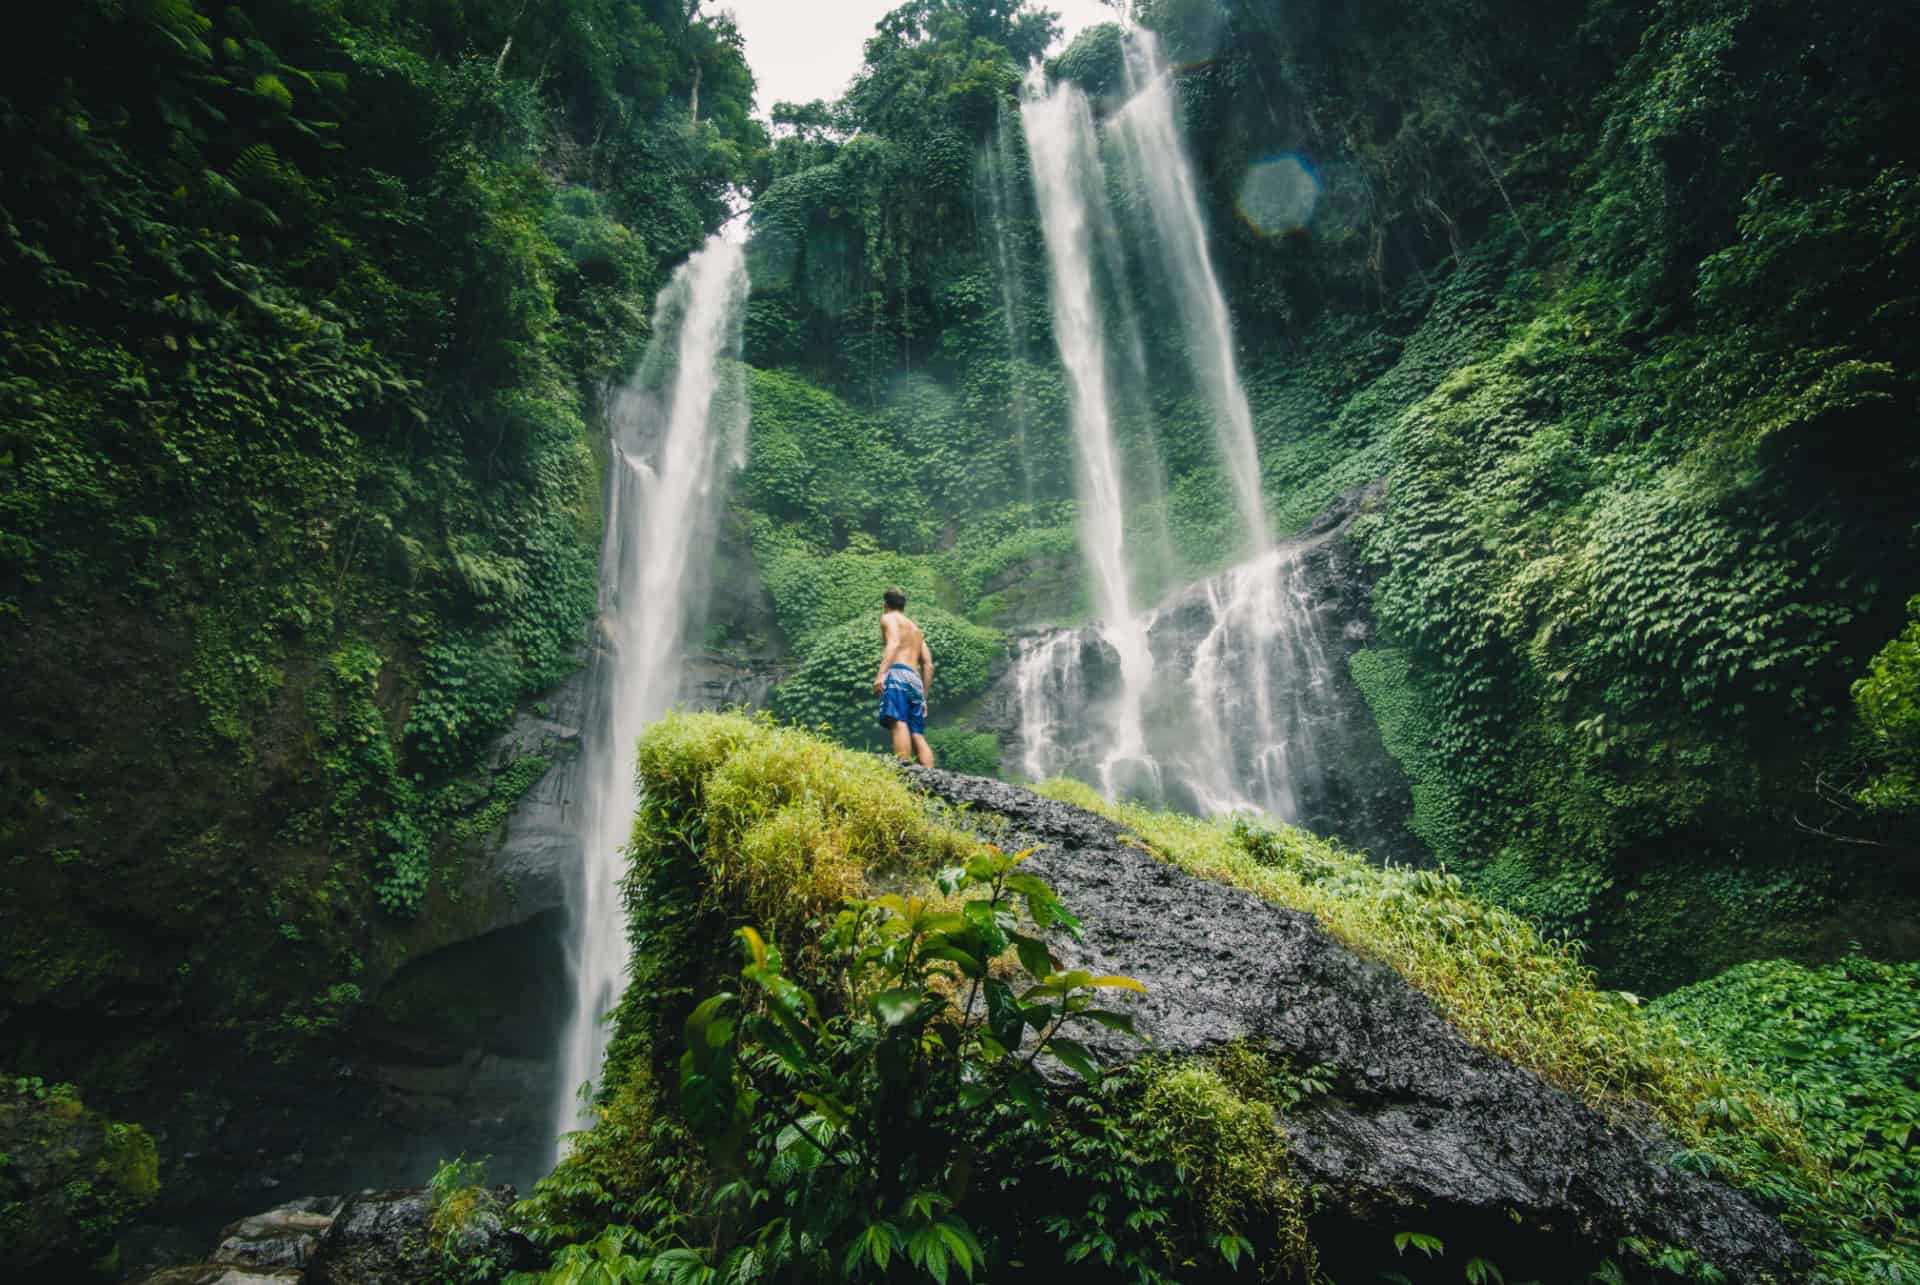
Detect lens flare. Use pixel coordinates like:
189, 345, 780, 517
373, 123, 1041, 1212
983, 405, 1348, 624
1235, 154, 1321, 237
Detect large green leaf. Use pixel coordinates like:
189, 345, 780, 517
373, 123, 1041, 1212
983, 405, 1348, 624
872, 985, 925, 1028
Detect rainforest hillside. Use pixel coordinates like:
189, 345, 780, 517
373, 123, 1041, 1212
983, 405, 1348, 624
1, 0, 762, 1232
721, 0, 1920, 986
2, 0, 1918, 1281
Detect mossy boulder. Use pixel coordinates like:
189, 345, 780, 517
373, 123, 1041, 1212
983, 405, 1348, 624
0, 1075, 159, 1274
522, 714, 1845, 1282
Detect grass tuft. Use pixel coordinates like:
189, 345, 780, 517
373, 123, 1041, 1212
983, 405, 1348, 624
634, 711, 980, 940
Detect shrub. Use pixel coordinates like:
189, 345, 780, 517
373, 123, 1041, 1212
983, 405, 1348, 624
771, 608, 1004, 747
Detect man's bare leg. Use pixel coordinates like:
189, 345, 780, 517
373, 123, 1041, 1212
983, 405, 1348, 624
911, 733, 934, 769
889, 720, 913, 760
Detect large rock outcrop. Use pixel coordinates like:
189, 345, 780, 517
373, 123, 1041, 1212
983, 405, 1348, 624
905, 766, 1806, 1281
130, 1187, 536, 1285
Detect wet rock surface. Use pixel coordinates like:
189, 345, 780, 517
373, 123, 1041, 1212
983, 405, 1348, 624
129, 1187, 536, 1285
905, 765, 1806, 1281
974, 486, 1421, 863
210, 1196, 344, 1269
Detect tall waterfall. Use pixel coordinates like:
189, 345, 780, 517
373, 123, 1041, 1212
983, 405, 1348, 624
1020, 70, 1160, 799
551, 236, 748, 1155
1111, 31, 1270, 554
1010, 34, 1327, 824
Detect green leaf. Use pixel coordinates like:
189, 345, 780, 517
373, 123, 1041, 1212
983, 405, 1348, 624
1044, 1036, 1100, 1081
796, 1091, 852, 1130
1394, 1231, 1444, 1259
1005, 1069, 1049, 1123
872, 986, 924, 1028
921, 942, 985, 978
1010, 931, 1055, 979
984, 978, 1024, 1049
1466, 1257, 1506, 1285
1215, 1232, 1254, 1270
741, 1015, 813, 1076
1078, 1008, 1143, 1039
935, 1218, 983, 1279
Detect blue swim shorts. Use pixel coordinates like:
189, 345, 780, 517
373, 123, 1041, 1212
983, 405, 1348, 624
877, 663, 927, 736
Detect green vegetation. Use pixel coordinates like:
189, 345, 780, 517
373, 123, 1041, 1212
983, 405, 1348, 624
0, 0, 759, 1107
0, 1076, 159, 1274
429, 1154, 524, 1284
1033, 780, 1918, 1283
1853, 598, 1920, 815
514, 714, 1315, 1282
772, 609, 1004, 747
4, 0, 1918, 1275
1653, 955, 1920, 1269
516, 714, 1910, 1282
1336, 0, 1920, 975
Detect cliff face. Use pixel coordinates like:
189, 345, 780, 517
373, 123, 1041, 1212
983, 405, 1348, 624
973, 489, 1418, 861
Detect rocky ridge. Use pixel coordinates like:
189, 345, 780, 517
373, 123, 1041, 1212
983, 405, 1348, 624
129, 1187, 536, 1285
904, 765, 1806, 1281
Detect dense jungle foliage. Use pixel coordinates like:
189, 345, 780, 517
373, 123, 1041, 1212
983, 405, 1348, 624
0, 0, 759, 1177
725, 0, 1920, 992
4, 0, 1919, 1278
517, 713, 1916, 1284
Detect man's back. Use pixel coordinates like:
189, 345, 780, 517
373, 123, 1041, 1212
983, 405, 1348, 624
880, 609, 927, 675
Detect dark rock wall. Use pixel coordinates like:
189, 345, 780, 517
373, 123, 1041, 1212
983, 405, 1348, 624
974, 490, 1421, 863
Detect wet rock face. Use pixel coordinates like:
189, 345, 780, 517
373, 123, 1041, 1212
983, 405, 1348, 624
975, 487, 1421, 864
211, 1196, 343, 1270
904, 766, 1807, 1282
130, 1187, 536, 1285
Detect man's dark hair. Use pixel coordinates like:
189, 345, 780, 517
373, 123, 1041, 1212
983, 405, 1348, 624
883, 586, 907, 611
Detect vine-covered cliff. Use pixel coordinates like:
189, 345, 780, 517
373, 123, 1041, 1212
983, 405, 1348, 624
1, 0, 760, 1219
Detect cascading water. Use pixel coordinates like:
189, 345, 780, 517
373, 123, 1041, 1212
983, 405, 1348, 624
1179, 547, 1336, 817
1004, 538, 1342, 822
1019, 70, 1159, 800
1110, 30, 1270, 556
1009, 33, 1339, 826
551, 235, 748, 1157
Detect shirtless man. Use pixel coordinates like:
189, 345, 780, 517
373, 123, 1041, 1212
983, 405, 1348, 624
873, 586, 935, 768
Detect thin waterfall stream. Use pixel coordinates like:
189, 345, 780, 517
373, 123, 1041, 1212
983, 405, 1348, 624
550, 235, 748, 1158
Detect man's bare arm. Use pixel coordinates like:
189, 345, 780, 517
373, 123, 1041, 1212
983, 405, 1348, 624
918, 637, 934, 693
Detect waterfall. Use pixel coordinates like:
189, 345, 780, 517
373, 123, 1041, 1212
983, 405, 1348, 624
1019, 71, 1159, 800
1179, 547, 1335, 817
1009, 33, 1333, 823
551, 236, 748, 1157
1111, 30, 1270, 555
1007, 541, 1338, 822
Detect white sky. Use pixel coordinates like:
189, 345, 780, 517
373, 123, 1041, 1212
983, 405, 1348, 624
717, 0, 1125, 116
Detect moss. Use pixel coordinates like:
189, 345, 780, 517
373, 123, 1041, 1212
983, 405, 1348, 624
1030, 778, 1920, 1281
633, 711, 982, 940
1032, 779, 1757, 1134
0, 1076, 159, 1273
1137, 1052, 1315, 1276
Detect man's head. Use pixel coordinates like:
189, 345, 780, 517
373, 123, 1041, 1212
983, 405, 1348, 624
883, 586, 907, 612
